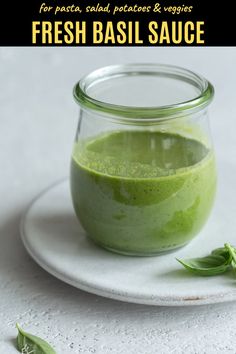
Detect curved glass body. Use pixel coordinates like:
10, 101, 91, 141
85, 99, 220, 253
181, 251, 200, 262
71, 64, 217, 256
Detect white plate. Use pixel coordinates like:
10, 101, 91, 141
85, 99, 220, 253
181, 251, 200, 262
21, 161, 236, 306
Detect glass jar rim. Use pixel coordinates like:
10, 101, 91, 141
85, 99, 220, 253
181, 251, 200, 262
73, 63, 214, 122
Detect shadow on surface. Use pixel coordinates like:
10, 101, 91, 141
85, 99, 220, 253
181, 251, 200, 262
8, 337, 17, 351
158, 268, 196, 279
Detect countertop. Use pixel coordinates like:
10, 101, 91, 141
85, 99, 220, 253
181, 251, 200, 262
1, 47, 236, 353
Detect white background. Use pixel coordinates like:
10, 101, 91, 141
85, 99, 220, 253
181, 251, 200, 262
1, 47, 236, 353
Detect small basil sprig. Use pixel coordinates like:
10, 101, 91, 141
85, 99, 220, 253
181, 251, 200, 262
176, 243, 236, 276
16, 323, 56, 354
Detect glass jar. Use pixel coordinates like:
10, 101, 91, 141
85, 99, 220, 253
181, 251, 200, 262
71, 63, 216, 256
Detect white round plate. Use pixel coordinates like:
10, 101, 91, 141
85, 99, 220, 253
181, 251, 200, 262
21, 162, 236, 306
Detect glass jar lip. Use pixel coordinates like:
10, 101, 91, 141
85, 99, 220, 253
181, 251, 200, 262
73, 63, 214, 122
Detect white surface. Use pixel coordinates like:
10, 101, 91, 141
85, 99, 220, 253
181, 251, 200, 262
1, 47, 236, 352
22, 178, 236, 307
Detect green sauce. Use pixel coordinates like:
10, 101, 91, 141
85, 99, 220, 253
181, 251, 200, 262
71, 131, 216, 255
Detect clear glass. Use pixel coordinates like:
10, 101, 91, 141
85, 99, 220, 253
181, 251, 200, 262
70, 64, 217, 256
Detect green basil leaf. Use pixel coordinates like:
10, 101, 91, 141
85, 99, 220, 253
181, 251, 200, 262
176, 254, 230, 276
211, 247, 230, 260
224, 243, 236, 269
16, 323, 56, 354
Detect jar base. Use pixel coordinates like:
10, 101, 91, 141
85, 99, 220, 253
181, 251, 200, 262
87, 236, 190, 257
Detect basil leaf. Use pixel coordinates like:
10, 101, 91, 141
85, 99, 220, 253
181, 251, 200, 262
16, 323, 56, 354
211, 247, 231, 260
176, 254, 230, 276
224, 243, 236, 268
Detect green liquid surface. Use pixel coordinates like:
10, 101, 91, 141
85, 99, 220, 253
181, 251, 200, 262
71, 131, 216, 255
